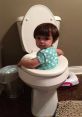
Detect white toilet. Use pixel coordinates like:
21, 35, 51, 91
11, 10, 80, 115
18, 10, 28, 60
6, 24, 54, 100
17, 5, 69, 117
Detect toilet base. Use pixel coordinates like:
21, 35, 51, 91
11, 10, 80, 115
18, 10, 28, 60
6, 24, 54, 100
31, 88, 58, 117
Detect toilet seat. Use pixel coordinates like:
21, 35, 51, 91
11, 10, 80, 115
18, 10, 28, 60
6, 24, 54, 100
21, 55, 68, 77
21, 4, 58, 53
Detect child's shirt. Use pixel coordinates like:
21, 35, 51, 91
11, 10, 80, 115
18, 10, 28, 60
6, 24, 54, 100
36, 47, 58, 70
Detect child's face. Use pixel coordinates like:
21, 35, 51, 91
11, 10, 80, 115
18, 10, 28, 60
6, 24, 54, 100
35, 36, 53, 49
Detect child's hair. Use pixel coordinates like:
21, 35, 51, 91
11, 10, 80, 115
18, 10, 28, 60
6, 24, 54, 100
34, 23, 59, 42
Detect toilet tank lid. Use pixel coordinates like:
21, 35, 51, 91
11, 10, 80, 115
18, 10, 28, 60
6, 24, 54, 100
17, 16, 61, 22
54, 16, 61, 21
17, 16, 24, 22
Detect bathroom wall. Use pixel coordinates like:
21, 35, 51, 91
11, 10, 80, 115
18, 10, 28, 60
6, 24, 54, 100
0, 0, 82, 66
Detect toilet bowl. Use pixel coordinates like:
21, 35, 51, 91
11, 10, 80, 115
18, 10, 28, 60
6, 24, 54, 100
17, 4, 69, 117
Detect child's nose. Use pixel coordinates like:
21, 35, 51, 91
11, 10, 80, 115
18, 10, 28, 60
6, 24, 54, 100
40, 39, 45, 42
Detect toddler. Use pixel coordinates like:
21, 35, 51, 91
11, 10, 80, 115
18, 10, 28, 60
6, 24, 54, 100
18, 23, 62, 70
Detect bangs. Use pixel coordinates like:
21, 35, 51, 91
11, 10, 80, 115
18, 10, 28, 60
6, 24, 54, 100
34, 25, 50, 38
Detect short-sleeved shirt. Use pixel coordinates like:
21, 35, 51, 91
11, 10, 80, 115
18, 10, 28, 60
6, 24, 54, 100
36, 47, 58, 70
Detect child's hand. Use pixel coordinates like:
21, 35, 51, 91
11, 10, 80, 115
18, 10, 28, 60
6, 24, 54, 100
57, 49, 64, 56
17, 55, 30, 67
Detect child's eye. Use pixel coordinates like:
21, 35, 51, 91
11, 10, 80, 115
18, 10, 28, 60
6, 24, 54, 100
35, 36, 41, 39
35, 36, 50, 40
45, 37, 49, 40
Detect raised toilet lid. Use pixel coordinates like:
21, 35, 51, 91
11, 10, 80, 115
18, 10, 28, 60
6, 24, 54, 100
21, 4, 58, 53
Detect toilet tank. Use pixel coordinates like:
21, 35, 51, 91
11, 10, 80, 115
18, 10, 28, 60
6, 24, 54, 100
16, 16, 61, 39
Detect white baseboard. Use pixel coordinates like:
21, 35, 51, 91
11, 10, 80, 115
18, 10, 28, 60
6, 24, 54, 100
69, 66, 82, 75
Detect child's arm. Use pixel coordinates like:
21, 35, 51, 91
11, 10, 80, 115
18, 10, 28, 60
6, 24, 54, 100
18, 58, 41, 68
57, 49, 64, 56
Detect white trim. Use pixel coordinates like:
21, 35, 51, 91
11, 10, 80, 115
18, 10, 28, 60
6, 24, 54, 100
69, 66, 82, 75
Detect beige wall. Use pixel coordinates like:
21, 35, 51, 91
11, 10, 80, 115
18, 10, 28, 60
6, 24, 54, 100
0, 0, 82, 66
